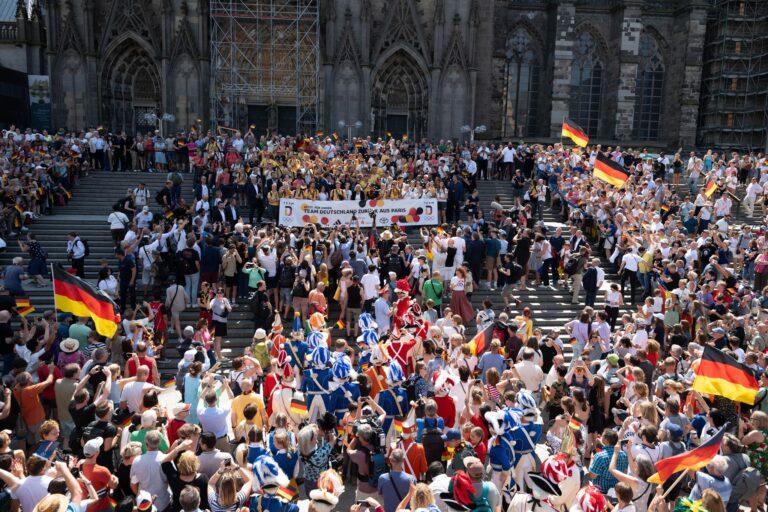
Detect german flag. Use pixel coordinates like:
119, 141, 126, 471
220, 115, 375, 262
568, 417, 582, 431
15, 297, 35, 317
386, 131, 392, 138
52, 264, 121, 338
332, 132, 339, 140
163, 378, 176, 389
316, 131, 324, 138
692, 345, 758, 404
658, 283, 672, 300
468, 324, 493, 357
648, 425, 726, 484
441, 445, 455, 462
277, 486, 297, 501
704, 179, 718, 198
593, 154, 630, 188
562, 118, 589, 147
335, 319, 345, 329
394, 419, 404, 433
660, 204, 670, 213
290, 396, 307, 416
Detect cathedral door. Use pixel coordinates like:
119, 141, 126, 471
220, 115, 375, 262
100, 38, 161, 134
371, 50, 428, 141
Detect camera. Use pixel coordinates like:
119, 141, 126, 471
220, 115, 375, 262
352, 414, 386, 451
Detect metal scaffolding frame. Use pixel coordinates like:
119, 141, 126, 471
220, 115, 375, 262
210, 0, 320, 135
697, 0, 768, 152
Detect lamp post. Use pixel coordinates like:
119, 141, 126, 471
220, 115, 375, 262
460, 124, 487, 143
338, 120, 363, 142
142, 112, 176, 137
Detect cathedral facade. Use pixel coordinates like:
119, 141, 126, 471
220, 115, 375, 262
45, 0, 209, 136
318, 0, 710, 147
11, 0, 718, 148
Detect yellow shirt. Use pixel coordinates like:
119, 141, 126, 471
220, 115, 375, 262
638, 251, 654, 273
231, 392, 267, 429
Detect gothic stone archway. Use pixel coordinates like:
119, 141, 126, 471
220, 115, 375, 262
371, 50, 428, 141
100, 38, 161, 134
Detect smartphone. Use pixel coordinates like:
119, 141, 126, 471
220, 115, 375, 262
356, 501, 370, 509
224, 459, 232, 467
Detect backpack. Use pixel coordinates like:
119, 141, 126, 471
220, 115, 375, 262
80, 239, 90, 257
171, 172, 183, 186
367, 449, 389, 488
450, 442, 478, 472
472, 483, 494, 512
155, 189, 165, 205
564, 257, 580, 276
421, 420, 445, 467
175, 362, 191, 397
729, 454, 761, 504
252, 341, 270, 370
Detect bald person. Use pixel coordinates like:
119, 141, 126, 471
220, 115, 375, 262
119, 364, 161, 413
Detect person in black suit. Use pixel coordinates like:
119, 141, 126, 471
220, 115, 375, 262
225, 197, 240, 228
194, 175, 210, 201
245, 174, 264, 225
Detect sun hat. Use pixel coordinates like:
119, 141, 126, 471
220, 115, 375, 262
59, 338, 79, 354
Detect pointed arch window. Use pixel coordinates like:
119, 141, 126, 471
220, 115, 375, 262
569, 31, 603, 137
633, 33, 665, 140
503, 28, 540, 138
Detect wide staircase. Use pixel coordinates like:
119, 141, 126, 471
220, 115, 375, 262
3, 171, 758, 376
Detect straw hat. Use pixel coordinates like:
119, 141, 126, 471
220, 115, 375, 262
59, 337, 79, 354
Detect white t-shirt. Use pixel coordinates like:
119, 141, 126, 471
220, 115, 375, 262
120, 381, 153, 413
621, 253, 641, 272
107, 211, 129, 230
501, 146, 516, 163
360, 273, 380, 300
14, 475, 52, 512
258, 249, 278, 277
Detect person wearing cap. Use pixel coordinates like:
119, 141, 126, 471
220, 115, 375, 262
168, 402, 191, 446
81, 436, 119, 511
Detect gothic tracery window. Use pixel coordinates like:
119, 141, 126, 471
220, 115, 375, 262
569, 31, 604, 136
633, 33, 665, 140
504, 28, 540, 138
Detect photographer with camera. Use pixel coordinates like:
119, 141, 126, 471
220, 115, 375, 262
347, 397, 387, 501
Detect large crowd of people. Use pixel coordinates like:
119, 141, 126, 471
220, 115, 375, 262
0, 123, 768, 512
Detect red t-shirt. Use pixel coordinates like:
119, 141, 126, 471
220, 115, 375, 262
81, 463, 111, 512
126, 356, 156, 378
148, 302, 167, 333
167, 418, 186, 446
36, 365, 62, 401
473, 439, 487, 464
470, 413, 490, 446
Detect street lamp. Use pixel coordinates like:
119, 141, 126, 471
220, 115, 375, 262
460, 124, 487, 143
338, 120, 363, 141
142, 112, 176, 136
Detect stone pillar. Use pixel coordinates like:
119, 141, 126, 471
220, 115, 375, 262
614, 0, 643, 140
549, 0, 576, 138
677, 0, 709, 149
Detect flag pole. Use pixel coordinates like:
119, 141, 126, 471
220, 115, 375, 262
50, 263, 58, 317
661, 468, 690, 500
560, 115, 565, 149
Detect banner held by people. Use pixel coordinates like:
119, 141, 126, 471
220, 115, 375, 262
279, 198, 438, 227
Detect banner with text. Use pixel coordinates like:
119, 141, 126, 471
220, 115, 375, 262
279, 198, 438, 227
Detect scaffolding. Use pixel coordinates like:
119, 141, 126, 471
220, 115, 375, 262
697, 0, 768, 152
210, 0, 320, 135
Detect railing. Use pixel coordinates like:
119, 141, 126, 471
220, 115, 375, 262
0, 22, 18, 43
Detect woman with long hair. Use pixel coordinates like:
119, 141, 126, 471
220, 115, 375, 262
449, 266, 475, 324
198, 281, 215, 324
297, 424, 334, 494
207, 460, 252, 512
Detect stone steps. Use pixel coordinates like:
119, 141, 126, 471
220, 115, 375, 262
6, 170, 758, 375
